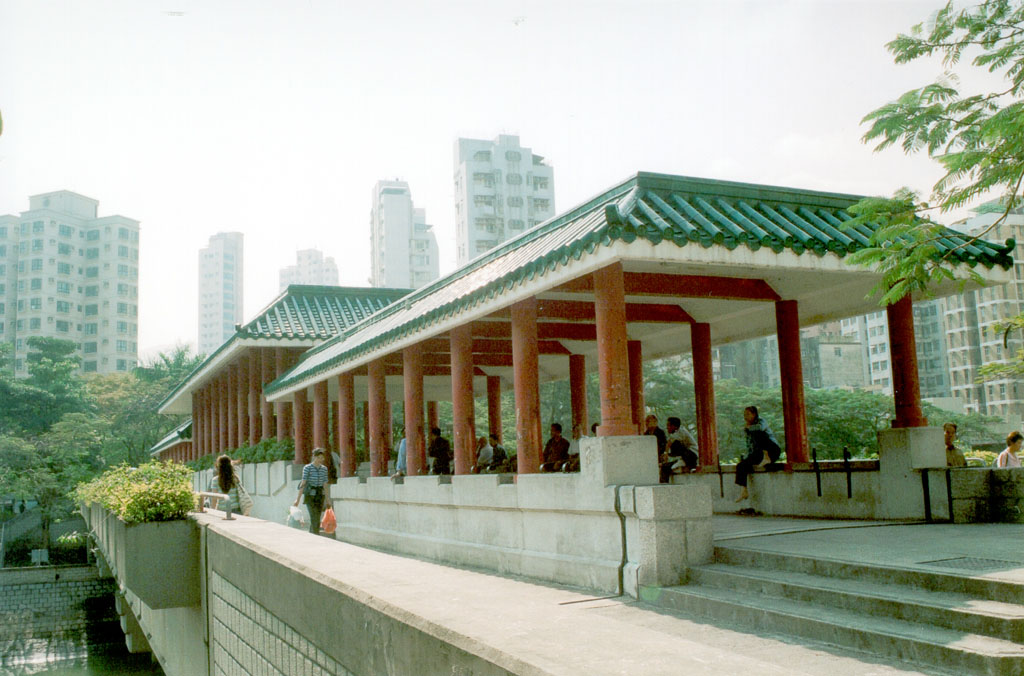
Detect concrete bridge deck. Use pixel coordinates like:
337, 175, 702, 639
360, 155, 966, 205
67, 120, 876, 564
220, 514, 1024, 675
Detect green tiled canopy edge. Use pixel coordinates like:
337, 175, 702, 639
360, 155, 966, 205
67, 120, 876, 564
158, 285, 411, 411
266, 172, 1015, 395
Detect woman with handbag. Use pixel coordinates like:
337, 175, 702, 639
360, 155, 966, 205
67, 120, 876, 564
293, 449, 330, 535
214, 455, 253, 516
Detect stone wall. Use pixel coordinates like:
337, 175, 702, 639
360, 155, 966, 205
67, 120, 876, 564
0, 565, 121, 670
0, 566, 117, 642
210, 571, 355, 676
924, 467, 1024, 523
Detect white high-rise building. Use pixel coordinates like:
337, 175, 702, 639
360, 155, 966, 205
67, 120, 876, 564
0, 190, 140, 376
198, 232, 243, 356
453, 134, 555, 265
279, 249, 339, 291
369, 180, 440, 289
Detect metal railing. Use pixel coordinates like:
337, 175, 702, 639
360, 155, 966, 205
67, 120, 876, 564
197, 491, 234, 520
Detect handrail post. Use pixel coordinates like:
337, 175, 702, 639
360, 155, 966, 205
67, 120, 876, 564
812, 447, 821, 497
842, 447, 852, 499
717, 459, 723, 498
921, 470, 932, 523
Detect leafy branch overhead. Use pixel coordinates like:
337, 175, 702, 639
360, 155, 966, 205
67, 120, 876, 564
850, 0, 1024, 299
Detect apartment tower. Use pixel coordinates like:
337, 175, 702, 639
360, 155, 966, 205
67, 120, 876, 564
369, 180, 439, 289
453, 134, 555, 265
0, 190, 139, 375
198, 232, 244, 356
279, 248, 339, 291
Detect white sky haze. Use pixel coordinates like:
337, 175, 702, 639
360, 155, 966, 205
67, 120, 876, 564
0, 1, 977, 358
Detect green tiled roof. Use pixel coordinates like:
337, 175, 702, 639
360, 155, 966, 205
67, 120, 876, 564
266, 172, 1015, 395
149, 419, 192, 456
158, 285, 411, 413
242, 285, 412, 340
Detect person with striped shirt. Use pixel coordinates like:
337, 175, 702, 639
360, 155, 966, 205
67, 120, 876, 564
294, 449, 330, 535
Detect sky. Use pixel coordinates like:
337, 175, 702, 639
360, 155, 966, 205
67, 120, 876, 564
0, 0, 986, 359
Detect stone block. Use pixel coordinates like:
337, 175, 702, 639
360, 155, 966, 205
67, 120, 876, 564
632, 484, 711, 520
878, 426, 944, 470
580, 435, 659, 487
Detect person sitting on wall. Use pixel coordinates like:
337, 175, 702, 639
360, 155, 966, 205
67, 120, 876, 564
391, 434, 407, 478
564, 423, 586, 472
539, 423, 570, 472
996, 430, 1023, 468
428, 427, 452, 475
735, 406, 782, 503
487, 433, 507, 472
661, 416, 699, 483
474, 436, 493, 473
943, 422, 966, 468
643, 414, 667, 458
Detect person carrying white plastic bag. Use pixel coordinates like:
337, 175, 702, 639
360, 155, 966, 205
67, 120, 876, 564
286, 504, 308, 529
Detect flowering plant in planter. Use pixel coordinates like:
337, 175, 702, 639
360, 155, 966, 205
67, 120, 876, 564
74, 461, 195, 524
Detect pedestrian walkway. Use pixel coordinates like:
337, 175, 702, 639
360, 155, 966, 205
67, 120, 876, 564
217, 512, 1024, 675
712, 514, 1024, 585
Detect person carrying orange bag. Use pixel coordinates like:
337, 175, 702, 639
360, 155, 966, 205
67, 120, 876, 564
320, 505, 337, 535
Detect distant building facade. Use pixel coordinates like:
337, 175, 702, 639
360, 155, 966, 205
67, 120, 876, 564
839, 299, 951, 399
0, 190, 139, 375
943, 204, 1024, 421
369, 180, 439, 289
453, 134, 555, 265
279, 248, 339, 291
198, 232, 243, 356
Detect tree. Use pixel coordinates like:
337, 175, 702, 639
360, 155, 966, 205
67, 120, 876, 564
849, 1, 1024, 303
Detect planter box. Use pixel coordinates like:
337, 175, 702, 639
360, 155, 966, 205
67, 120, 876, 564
83, 504, 200, 609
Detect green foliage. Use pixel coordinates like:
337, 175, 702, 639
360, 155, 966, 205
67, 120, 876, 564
185, 437, 295, 471
846, 0, 1024, 308
863, 1, 1024, 216
74, 461, 195, 524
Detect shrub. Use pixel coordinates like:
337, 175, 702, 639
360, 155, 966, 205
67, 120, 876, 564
185, 438, 295, 470
74, 461, 195, 524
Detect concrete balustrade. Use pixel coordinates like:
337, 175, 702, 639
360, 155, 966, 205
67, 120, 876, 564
197, 437, 714, 597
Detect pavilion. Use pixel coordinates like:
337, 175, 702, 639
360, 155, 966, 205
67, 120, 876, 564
245, 171, 1014, 477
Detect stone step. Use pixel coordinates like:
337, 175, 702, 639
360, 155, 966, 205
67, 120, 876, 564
690, 563, 1024, 643
714, 545, 1024, 605
649, 583, 1024, 676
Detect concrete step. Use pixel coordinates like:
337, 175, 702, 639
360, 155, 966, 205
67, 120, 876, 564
650, 583, 1024, 676
714, 545, 1024, 605
690, 563, 1024, 643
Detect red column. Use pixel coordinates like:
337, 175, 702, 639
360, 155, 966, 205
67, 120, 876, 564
511, 298, 541, 473
218, 375, 228, 455
275, 348, 291, 441
191, 393, 200, 461
691, 322, 718, 465
486, 376, 502, 444
404, 345, 426, 476
427, 401, 439, 432
260, 348, 274, 439
450, 324, 476, 474
627, 340, 644, 432
362, 402, 370, 457
247, 352, 259, 444
293, 389, 309, 464
368, 358, 388, 476
593, 263, 636, 436
313, 379, 330, 475
227, 364, 239, 450
237, 358, 249, 448
776, 300, 809, 463
887, 295, 928, 428
569, 354, 588, 435
206, 384, 215, 458
386, 402, 394, 468
337, 372, 356, 477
